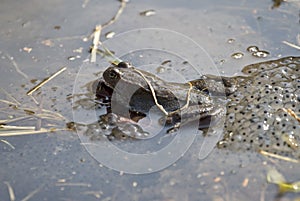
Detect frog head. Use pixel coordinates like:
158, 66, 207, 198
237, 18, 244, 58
102, 63, 151, 91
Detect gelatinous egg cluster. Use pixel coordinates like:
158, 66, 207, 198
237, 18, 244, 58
218, 57, 300, 159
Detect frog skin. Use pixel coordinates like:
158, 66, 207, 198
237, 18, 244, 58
102, 62, 214, 109
102, 62, 233, 130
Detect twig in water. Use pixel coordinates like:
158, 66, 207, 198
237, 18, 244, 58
96, 47, 122, 65
90, 25, 102, 63
0, 116, 32, 125
102, 0, 127, 29
4, 181, 15, 201
21, 185, 43, 201
26, 66, 67, 96
0, 125, 36, 130
55, 182, 91, 187
259, 150, 299, 163
282, 40, 300, 50
0, 127, 67, 137
0, 139, 15, 149
82, 191, 102, 198
90, 0, 127, 62
0, 99, 19, 107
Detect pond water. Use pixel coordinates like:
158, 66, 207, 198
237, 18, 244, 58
0, 0, 299, 200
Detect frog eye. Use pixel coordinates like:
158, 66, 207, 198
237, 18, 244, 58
108, 70, 118, 79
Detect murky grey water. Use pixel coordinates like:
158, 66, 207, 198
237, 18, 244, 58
0, 0, 299, 200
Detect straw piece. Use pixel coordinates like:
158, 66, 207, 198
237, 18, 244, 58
4, 181, 15, 201
0, 128, 66, 137
0, 139, 15, 149
90, 25, 102, 63
259, 150, 299, 163
282, 41, 300, 50
26, 67, 67, 96
21, 186, 43, 201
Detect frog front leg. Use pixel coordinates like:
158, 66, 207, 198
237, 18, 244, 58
162, 104, 224, 133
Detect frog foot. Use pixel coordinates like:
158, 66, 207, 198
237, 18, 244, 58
166, 122, 181, 133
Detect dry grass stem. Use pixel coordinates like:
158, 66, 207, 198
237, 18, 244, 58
0, 127, 67, 137
0, 88, 21, 105
4, 181, 16, 201
0, 107, 66, 122
26, 67, 67, 96
259, 150, 299, 163
0, 139, 15, 149
90, 25, 102, 63
82, 191, 102, 198
18, 106, 67, 121
102, 0, 127, 28
90, 0, 127, 62
0, 125, 36, 130
0, 99, 19, 107
0, 116, 33, 124
282, 41, 300, 50
55, 182, 92, 187
95, 47, 121, 65
21, 186, 43, 201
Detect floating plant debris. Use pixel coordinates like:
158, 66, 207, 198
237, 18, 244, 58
68, 56, 76, 61
272, 0, 285, 9
231, 52, 244, 59
140, 9, 156, 17
90, 0, 127, 62
4, 182, 15, 201
90, 25, 102, 63
282, 40, 300, 50
23, 47, 32, 53
105, 31, 115, 39
161, 60, 172, 65
26, 66, 67, 96
246, 46, 270, 58
246, 45, 259, 53
252, 50, 269, 58
267, 168, 300, 194
156, 66, 166, 74
227, 38, 235, 44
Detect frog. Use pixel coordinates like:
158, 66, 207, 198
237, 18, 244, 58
99, 57, 300, 159
102, 62, 225, 131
